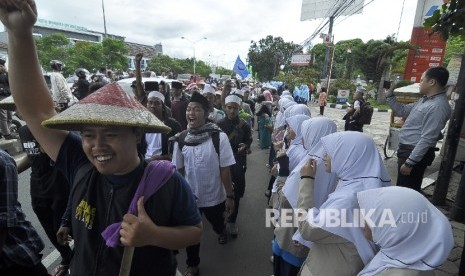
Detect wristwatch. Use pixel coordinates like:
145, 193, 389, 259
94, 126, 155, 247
227, 194, 235, 200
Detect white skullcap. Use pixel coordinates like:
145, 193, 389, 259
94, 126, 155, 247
234, 88, 244, 97
147, 91, 165, 102
202, 84, 216, 95
225, 94, 242, 105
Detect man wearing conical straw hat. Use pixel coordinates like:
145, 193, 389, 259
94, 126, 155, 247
0, 1, 202, 276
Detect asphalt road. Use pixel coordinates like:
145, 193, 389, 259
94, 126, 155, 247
15, 102, 444, 275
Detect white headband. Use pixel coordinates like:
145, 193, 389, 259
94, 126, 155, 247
147, 91, 165, 102
225, 94, 242, 105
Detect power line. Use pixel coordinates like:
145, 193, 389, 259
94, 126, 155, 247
396, 0, 406, 41
333, 0, 377, 26
300, 0, 361, 48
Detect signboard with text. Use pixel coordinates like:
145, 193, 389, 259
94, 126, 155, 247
336, 89, 349, 104
404, 27, 446, 82
291, 54, 311, 67
404, 0, 447, 82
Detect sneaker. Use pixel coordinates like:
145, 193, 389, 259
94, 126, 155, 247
218, 232, 228, 244
227, 222, 238, 238
3, 133, 18, 140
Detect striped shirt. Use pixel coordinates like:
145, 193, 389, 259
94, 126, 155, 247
387, 92, 451, 165
0, 150, 44, 268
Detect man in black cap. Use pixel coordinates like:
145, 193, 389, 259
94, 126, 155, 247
170, 81, 190, 130
172, 92, 236, 276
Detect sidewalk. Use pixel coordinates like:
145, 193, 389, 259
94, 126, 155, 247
321, 103, 463, 275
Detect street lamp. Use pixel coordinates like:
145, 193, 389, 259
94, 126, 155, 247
181, 36, 207, 76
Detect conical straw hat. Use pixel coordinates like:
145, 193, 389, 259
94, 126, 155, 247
42, 83, 171, 133
0, 95, 16, 111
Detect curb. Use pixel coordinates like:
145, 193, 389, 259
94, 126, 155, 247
328, 103, 390, 112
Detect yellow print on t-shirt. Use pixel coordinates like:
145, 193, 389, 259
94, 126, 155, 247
75, 200, 96, 229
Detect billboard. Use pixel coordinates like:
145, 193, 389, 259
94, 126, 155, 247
404, 0, 447, 82
337, 89, 350, 104
291, 54, 311, 67
300, 0, 364, 21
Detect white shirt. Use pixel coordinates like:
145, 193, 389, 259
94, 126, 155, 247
145, 133, 162, 159
172, 132, 235, 207
50, 72, 72, 104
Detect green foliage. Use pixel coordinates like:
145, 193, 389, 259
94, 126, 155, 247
274, 67, 319, 90
444, 35, 465, 66
147, 54, 181, 75
36, 33, 73, 75
423, 0, 465, 40
69, 41, 103, 73
36, 35, 128, 76
328, 78, 356, 97
248, 35, 302, 81
327, 95, 336, 103
102, 38, 129, 71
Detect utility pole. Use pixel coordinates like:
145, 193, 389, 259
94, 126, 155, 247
322, 16, 334, 84
101, 0, 107, 37
434, 52, 465, 208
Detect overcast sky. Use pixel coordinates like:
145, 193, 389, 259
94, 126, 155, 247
25, 0, 417, 69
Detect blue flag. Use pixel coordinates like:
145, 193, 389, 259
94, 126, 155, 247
233, 56, 249, 79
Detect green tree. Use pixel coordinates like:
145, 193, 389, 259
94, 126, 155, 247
248, 35, 302, 81
102, 37, 129, 72
375, 35, 414, 104
147, 54, 183, 75
69, 41, 104, 73
444, 35, 465, 66
35, 33, 73, 75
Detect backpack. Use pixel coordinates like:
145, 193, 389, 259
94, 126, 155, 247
175, 130, 220, 158
357, 100, 374, 125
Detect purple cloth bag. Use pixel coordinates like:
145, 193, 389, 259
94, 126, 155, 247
101, 160, 176, 247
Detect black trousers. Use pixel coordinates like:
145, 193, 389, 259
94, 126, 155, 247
229, 157, 247, 223
0, 262, 50, 276
319, 106, 325, 115
396, 145, 436, 192
31, 197, 73, 265
186, 202, 226, 267
273, 254, 300, 276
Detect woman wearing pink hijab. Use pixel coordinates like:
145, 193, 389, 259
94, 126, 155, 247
263, 90, 273, 101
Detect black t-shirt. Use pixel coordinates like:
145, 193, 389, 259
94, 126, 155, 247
18, 125, 70, 199
56, 132, 201, 276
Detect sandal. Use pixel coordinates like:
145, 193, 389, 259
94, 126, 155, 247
184, 266, 199, 276
52, 264, 70, 276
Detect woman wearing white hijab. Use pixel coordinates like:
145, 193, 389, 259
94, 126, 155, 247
284, 104, 311, 122
271, 114, 311, 276
272, 117, 338, 276
270, 114, 311, 205
265, 99, 297, 197
357, 186, 454, 276
297, 132, 391, 276
274, 99, 296, 131
283, 117, 338, 209
285, 114, 312, 172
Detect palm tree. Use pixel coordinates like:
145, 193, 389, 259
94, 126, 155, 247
376, 35, 414, 105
